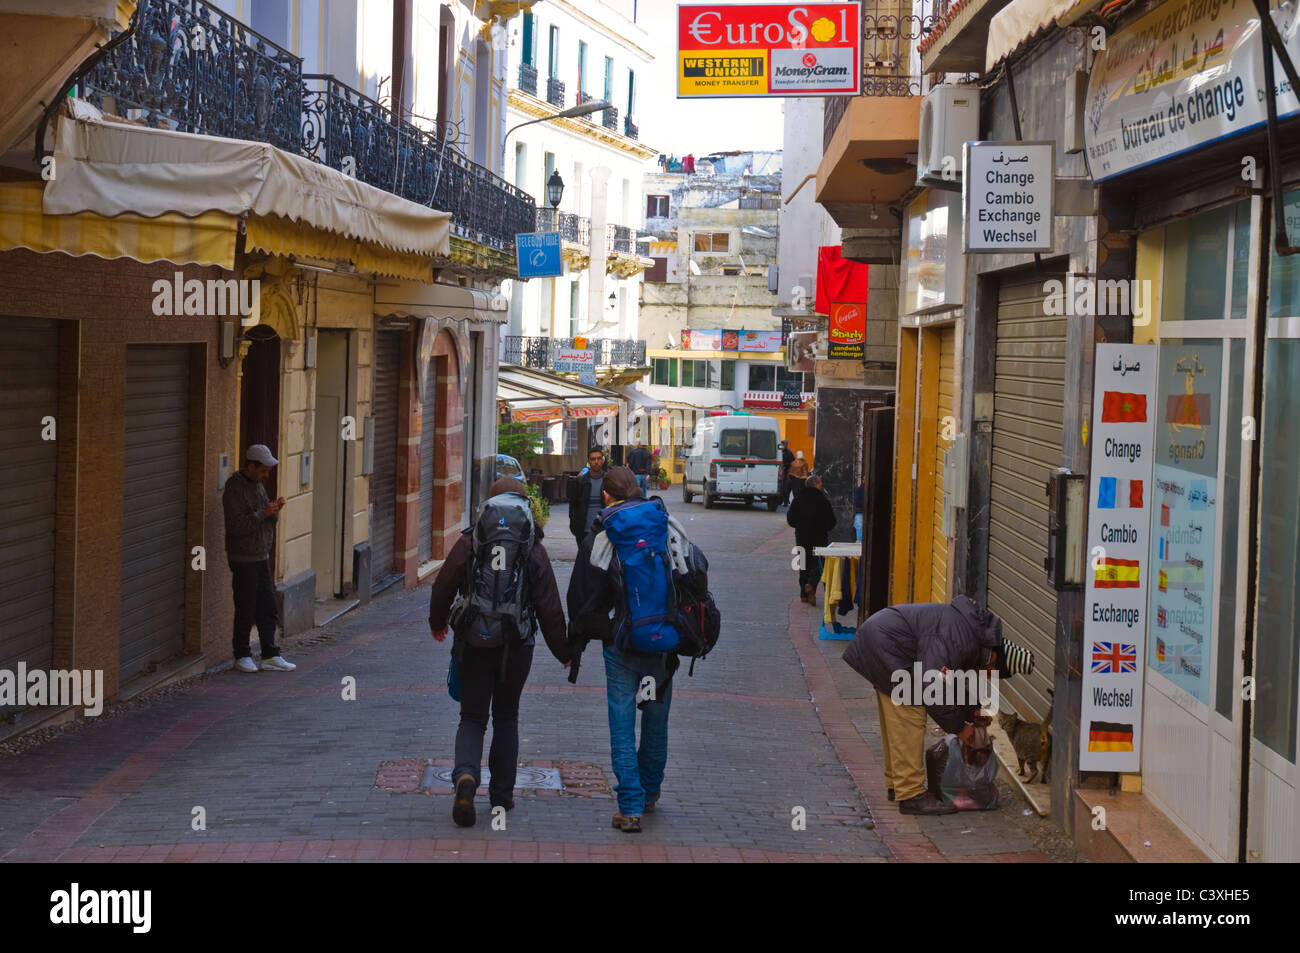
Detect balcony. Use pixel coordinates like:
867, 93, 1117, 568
79, 0, 535, 257
919, 0, 1017, 74
546, 76, 566, 108
518, 62, 539, 96
624, 116, 639, 140
601, 105, 619, 131
504, 336, 647, 370
535, 207, 590, 246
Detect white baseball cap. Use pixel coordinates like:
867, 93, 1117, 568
246, 444, 278, 467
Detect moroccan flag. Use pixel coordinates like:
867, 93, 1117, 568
1096, 557, 1140, 588
1089, 721, 1134, 753
1166, 393, 1210, 427
1102, 391, 1147, 422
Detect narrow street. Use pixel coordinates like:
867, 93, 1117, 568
0, 503, 1058, 863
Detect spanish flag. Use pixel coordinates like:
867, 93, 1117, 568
1095, 557, 1140, 588
1102, 391, 1147, 423
1088, 720, 1134, 752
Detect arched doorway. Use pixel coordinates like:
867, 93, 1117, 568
420, 328, 464, 561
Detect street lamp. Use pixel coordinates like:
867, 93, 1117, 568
504, 99, 613, 142
546, 170, 564, 209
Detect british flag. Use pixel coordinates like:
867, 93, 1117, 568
1091, 641, 1138, 674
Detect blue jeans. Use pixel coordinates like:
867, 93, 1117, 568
635, 473, 648, 493
853, 513, 863, 542
602, 643, 673, 816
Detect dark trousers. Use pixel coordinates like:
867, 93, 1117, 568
799, 553, 823, 594
230, 559, 281, 660
454, 642, 534, 804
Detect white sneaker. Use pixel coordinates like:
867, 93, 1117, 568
260, 655, 297, 672
234, 657, 259, 673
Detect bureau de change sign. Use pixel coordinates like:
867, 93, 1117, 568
677, 3, 862, 98
963, 141, 1054, 254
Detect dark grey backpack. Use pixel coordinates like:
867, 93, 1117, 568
453, 493, 535, 650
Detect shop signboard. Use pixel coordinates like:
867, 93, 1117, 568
1084, 0, 1300, 181
827, 301, 865, 359
963, 141, 1054, 253
677, 3, 862, 98
734, 329, 784, 352
1079, 344, 1157, 773
553, 346, 596, 385
516, 232, 563, 278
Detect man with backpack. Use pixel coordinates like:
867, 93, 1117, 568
566, 466, 718, 833
428, 478, 570, 827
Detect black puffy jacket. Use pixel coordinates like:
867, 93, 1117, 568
841, 595, 1002, 733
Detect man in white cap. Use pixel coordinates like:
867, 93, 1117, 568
222, 444, 296, 673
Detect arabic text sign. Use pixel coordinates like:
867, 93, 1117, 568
677, 3, 862, 98
734, 329, 783, 352
1085, 0, 1300, 181
963, 142, 1054, 253
516, 232, 563, 278
1079, 344, 1156, 773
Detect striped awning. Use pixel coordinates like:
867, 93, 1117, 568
244, 214, 434, 282
0, 180, 237, 267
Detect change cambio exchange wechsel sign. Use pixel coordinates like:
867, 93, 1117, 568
677, 3, 862, 98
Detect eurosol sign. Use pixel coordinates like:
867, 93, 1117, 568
963, 141, 1054, 253
677, 3, 862, 98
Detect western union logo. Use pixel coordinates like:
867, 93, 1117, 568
682, 56, 765, 78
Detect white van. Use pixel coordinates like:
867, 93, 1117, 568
683, 414, 783, 510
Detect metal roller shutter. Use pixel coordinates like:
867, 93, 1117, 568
930, 326, 955, 603
121, 345, 190, 683
370, 330, 401, 585
0, 318, 59, 704
418, 379, 436, 564
987, 272, 1065, 720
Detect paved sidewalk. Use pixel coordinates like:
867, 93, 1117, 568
0, 502, 1050, 862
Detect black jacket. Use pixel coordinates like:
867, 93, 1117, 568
841, 596, 1002, 733
786, 485, 837, 549
626, 447, 652, 474
567, 468, 607, 539
223, 469, 278, 562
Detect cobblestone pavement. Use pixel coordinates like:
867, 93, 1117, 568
0, 498, 1051, 862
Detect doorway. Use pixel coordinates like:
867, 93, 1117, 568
312, 330, 349, 599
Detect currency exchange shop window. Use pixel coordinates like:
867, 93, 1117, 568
1214, 339, 1244, 719
1162, 205, 1232, 320
1147, 339, 1222, 706
1268, 189, 1300, 318
1229, 202, 1250, 319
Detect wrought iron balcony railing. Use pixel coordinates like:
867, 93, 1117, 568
601, 105, 619, 130
533, 210, 639, 257
81, 0, 303, 153
546, 76, 566, 108
518, 62, 538, 96
78, 0, 535, 256
504, 336, 647, 369
608, 224, 634, 255
624, 116, 639, 139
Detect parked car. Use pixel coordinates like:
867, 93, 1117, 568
682, 414, 782, 510
494, 453, 524, 482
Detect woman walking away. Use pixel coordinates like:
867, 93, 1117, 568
786, 450, 810, 505
428, 478, 570, 827
787, 473, 836, 604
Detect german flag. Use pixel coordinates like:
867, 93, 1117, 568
1088, 720, 1134, 752
1095, 557, 1140, 588
1102, 391, 1147, 423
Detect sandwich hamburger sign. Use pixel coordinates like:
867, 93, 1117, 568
677, 3, 862, 98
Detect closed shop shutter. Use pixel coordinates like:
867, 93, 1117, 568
930, 326, 955, 603
0, 318, 59, 703
987, 272, 1065, 719
418, 380, 436, 564
121, 345, 190, 683
370, 330, 401, 585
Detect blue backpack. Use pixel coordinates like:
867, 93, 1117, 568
601, 498, 680, 653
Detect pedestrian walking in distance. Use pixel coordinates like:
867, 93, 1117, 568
627, 440, 653, 495
842, 595, 1018, 816
787, 472, 836, 604
567, 466, 697, 833
779, 440, 795, 505
222, 444, 296, 673
428, 478, 570, 827
567, 447, 608, 544
786, 450, 810, 505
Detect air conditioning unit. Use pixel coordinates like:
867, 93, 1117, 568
916, 85, 980, 189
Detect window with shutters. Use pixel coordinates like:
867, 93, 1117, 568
646, 195, 669, 218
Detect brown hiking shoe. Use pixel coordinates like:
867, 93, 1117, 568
644, 793, 660, 813
898, 792, 957, 816
611, 812, 642, 833
452, 773, 477, 827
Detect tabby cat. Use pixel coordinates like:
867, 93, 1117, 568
997, 709, 1045, 784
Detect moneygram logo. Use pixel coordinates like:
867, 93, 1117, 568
770, 47, 853, 89
802, 52, 817, 68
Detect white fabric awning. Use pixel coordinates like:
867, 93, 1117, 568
611, 384, 666, 413
497, 364, 625, 423
375, 281, 502, 324
45, 111, 450, 257
986, 0, 1100, 71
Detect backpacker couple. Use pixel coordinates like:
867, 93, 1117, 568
428, 468, 718, 833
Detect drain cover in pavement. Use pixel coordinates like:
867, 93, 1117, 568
424, 765, 562, 790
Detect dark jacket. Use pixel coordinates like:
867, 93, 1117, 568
223, 469, 277, 562
841, 596, 1002, 733
567, 468, 607, 539
428, 521, 570, 664
627, 447, 652, 474
786, 485, 836, 550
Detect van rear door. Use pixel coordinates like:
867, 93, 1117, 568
745, 425, 780, 495
714, 425, 750, 495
